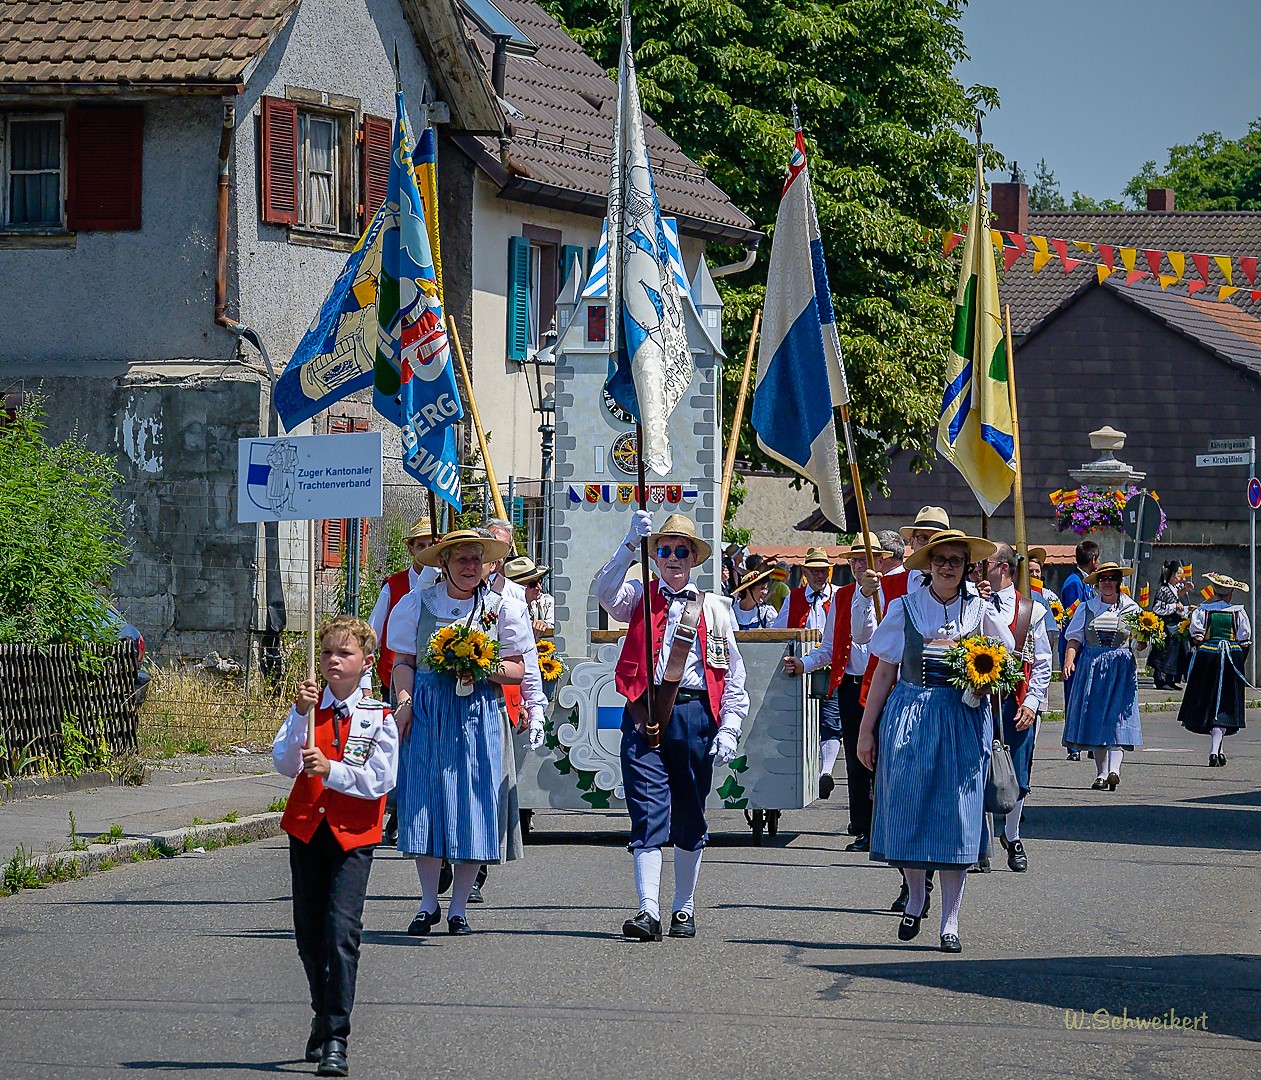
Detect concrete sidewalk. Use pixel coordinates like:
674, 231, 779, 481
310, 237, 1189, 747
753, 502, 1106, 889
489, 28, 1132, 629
0, 753, 290, 866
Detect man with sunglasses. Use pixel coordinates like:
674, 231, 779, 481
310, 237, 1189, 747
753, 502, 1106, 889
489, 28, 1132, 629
596, 509, 749, 942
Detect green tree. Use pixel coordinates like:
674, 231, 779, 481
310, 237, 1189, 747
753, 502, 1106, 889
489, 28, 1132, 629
1123, 118, 1261, 210
542, 0, 998, 496
1029, 157, 1066, 211
0, 398, 128, 647
1067, 190, 1124, 211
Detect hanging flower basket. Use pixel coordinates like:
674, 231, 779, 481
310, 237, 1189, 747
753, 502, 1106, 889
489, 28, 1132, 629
1048, 486, 1166, 538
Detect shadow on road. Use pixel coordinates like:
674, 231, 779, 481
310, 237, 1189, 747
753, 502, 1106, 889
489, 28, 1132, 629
121, 1060, 304, 1073
1024, 802, 1261, 850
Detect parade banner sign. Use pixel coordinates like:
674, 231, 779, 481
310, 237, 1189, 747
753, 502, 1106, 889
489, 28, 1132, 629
237, 432, 383, 523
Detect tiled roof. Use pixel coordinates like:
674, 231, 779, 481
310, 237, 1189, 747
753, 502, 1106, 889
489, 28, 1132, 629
454, 0, 759, 245
1006, 211, 1261, 336
0, 0, 301, 89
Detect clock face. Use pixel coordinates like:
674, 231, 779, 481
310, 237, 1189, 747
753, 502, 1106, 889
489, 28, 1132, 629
611, 430, 640, 475
602, 388, 634, 426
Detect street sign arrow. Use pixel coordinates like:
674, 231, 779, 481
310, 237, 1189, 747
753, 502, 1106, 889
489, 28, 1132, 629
1196, 452, 1252, 467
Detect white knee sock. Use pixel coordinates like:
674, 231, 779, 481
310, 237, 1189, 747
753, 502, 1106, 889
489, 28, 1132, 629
1004, 798, 1025, 843
903, 868, 928, 918
448, 862, 481, 920
633, 847, 662, 920
415, 856, 442, 914
1106, 748, 1124, 774
938, 869, 967, 937
1210, 727, 1226, 756
672, 846, 704, 917
1092, 750, 1107, 778
820, 737, 842, 776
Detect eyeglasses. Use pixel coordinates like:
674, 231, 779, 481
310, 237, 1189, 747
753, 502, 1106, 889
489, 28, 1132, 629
930, 555, 967, 570
656, 544, 693, 560
1098, 574, 1122, 583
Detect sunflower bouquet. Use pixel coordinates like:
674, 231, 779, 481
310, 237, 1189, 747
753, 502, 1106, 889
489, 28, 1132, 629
946, 635, 1024, 708
535, 638, 566, 683
1048, 599, 1067, 630
1124, 609, 1166, 650
426, 623, 501, 696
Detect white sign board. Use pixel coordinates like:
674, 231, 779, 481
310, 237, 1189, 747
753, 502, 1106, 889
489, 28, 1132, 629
1196, 452, 1252, 468
237, 432, 383, 522
1207, 438, 1254, 453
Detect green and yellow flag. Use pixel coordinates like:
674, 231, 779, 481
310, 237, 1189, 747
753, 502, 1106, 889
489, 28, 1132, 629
937, 155, 1016, 515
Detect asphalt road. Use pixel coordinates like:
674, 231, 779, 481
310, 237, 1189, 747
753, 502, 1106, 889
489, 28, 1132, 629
1, 710, 1257, 1079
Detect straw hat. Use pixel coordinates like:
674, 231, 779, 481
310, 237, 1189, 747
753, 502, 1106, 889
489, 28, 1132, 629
903, 529, 996, 572
414, 528, 509, 568
843, 532, 890, 561
732, 566, 776, 595
1205, 572, 1249, 593
403, 517, 434, 542
1084, 561, 1135, 585
1026, 546, 1048, 565
504, 555, 549, 585
899, 506, 951, 541
647, 513, 712, 563
803, 546, 832, 569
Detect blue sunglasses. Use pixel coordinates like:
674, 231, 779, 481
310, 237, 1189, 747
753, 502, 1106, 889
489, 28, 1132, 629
656, 544, 693, 560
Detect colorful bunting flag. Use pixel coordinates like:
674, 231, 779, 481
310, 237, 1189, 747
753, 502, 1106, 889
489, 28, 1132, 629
1143, 250, 1163, 277
1214, 255, 1234, 284
1168, 251, 1185, 280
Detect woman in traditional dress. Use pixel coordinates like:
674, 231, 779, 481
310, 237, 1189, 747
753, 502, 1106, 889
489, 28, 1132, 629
386, 530, 531, 935
857, 531, 1012, 954
731, 567, 778, 630
1148, 561, 1190, 690
1061, 562, 1143, 791
1178, 573, 1251, 767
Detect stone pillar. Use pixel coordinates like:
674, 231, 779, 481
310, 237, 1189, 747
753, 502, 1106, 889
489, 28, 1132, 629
1067, 426, 1146, 565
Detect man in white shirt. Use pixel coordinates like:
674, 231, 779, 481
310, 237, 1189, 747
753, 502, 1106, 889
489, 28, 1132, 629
364, 517, 443, 693
985, 543, 1053, 872
505, 555, 555, 638
596, 510, 748, 942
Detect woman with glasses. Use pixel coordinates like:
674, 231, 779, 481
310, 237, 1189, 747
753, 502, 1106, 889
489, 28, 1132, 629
731, 566, 778, 629
1060, 562, 1143, 790
857, 530, 1012, 954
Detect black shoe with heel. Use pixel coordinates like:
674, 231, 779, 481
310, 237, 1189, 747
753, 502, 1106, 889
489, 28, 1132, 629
447, 915, 472, 935
1006, 839, 1028, 872
622, 910, 663, 941
1107, 771, 1120, 791
406, 905, 441, 936
939, 934, 962, 953
668, 911, 696, 938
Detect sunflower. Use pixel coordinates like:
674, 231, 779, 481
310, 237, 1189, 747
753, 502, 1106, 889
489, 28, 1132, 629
1177, 619, 1190, 637
539, 655, 563, 681
964, 644, 1005, 688
1137, 611, 1162, 632
451, 639, 474, 659
536, 639, 555, 658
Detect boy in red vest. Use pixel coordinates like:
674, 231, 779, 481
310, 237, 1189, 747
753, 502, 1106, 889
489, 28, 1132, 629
273, 616, 398, 1077
366, 517, 441, 693
596, 510, 749, 942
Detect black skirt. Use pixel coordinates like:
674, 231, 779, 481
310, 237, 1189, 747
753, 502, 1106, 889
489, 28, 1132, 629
1147, 616, 1187, 679
1177, 642, 1248, 734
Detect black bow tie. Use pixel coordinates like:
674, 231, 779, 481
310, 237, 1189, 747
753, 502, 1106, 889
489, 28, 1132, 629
332, 701, 350, 751
993, 594, 1004, 610
661, 587, 698, 604
808, 590, 826, 603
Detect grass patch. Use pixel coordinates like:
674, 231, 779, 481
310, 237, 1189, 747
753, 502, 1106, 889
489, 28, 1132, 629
267, 796, 288, 813
2, 845, 40, 895
220, 811, 238, 824
92, 823, 125, 844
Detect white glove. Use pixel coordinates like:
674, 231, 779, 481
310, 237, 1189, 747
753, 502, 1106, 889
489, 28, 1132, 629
623, 509, 654, 548
528, 717, 545, 750
710, 725, 740, 767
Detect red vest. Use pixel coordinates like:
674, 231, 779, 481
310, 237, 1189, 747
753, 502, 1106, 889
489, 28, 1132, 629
825, 582, 858, 697
858, 571, 912, 706
614, 581, 726, 724
280, 702, 386, 850
375, 570, 412, 688
1009, 590, 1033, 706
785, 586, 832, 629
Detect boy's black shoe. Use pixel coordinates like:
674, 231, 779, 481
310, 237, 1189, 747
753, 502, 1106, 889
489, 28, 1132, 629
407, 905, 441, 936
316, 1038, 348, 1077
305, 1019, 325, 1063
621, 911, 662, 941
668, 911, 696, 938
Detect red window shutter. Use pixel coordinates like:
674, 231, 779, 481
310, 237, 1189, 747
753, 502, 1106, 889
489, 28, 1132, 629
66, 107, 143, 231
322, 517, 345, 568
323, 416, 371, 567
261, 96, 299, 226
360, 114, 391, 232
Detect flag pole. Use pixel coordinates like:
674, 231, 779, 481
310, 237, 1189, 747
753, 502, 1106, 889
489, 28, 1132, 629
307, 518, 317, 749
447, 315, 511, 530
838, 406, 881, 621
1004, 304, 1030, 595
635, 424, 659, 748
718, 307, 761, 527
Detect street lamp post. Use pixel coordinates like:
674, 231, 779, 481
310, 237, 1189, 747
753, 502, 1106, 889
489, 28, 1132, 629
523, 324, 557, 568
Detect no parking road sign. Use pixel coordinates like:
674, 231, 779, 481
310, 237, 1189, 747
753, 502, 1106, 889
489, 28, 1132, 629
1249, 477, 1261, 510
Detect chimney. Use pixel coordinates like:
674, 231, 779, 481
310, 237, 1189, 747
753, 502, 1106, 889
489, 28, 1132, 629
491, 35, 510, 99
1146, 187, 1175, 212
991, 182, 1029, 235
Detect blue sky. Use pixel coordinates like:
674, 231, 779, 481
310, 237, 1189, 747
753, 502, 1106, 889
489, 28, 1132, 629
956, 0, 1261, 205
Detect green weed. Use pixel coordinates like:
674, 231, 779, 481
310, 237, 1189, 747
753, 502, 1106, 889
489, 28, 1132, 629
2, 845, 40, 895
67, 811, 88, 851
267, 796, 288, 813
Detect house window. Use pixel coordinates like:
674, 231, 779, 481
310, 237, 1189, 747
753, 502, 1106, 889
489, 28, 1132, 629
5, 115, 63, 228
507, 225, 565, 360
2, 107, 143, 233
261, 95, 379, 238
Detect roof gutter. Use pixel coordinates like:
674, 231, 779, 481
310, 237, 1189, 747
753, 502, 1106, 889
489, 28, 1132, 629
213, 98, 275, 382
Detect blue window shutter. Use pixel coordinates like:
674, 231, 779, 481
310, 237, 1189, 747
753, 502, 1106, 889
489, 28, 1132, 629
560, 244, 583, 289
507, 235, 531, 361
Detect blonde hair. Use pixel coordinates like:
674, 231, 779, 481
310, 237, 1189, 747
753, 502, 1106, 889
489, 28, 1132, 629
317, 615, 377, 656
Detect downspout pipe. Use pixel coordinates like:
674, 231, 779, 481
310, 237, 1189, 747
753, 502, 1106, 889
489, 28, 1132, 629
709, 245, 758, 278
214, 98, 276, 384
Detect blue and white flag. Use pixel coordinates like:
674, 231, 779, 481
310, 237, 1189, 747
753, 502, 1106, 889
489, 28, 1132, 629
583, 215, 690, 300
372, 92, 463, 509
751, 127, 848, 529
603, 2, 693, 476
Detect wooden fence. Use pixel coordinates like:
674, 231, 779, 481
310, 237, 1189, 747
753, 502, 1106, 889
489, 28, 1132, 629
0, 643, 140, 766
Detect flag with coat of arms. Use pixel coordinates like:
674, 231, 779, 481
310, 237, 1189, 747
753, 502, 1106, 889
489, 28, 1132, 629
937, 153, 1016, 515
602, 0, 694, 477
751, 125, 848, 529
